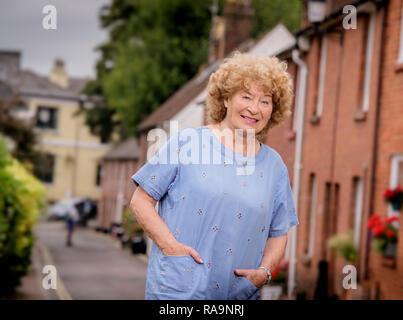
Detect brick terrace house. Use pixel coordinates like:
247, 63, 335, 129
97, 138, 140, 231
371, 0, 403, 299
292, 0, 403, 299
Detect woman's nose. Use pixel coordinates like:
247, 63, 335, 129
247, 99, 259, 114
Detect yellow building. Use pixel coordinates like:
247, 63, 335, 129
0, 52, 110, 203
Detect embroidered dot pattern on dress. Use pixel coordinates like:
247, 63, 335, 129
131, 126, 300, 299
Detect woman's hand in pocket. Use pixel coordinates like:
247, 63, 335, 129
162, 241, 204, 264
234, 268, 267, 288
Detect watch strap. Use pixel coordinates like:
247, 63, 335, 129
259, 266, 272, 285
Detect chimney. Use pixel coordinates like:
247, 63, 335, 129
208, 0, 254, 63
208, 15, 226, 63
222, 0, 254, 56
49, 58, 69, 89
0, 51, 21, 83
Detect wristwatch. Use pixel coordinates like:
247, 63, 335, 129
259, 266, 272, 285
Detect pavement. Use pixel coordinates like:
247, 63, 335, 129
7, 219, 149, 300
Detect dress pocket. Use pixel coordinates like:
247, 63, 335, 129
229, 276, 259, 300
159, 255, 195, 293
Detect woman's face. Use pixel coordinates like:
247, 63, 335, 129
222, 82, 273, 136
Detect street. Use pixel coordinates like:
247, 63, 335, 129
32, 220, 148, 300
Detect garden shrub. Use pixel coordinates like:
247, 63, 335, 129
0, 137, 46, 294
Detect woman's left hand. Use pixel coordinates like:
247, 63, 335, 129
234, 268, 267, 288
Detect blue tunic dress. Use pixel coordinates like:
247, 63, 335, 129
131, 125, 299, 300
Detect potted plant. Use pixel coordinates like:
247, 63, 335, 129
367, 214, 399, 259
327, 231, 358, 263
383, 186, 403, 212
270, 261, 287, 286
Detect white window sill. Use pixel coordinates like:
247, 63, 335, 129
395, 61, 403, 73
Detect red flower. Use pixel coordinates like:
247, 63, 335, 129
396, 185, 402, 193
367, 215, 382, 229
386, 229, 396, 238
271, 267, 279, 280
386, 216, 399, 224
373, 225, 385, 236
383, 189, 394, 199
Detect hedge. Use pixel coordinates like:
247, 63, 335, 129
0, 137, 46, 294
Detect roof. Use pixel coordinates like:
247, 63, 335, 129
103, 137, 140, 160
137, 23, 295, 132
17, 70, 89, 101
295, 0, 383, 39
248, 23, 296, 57
137, 62, 216, 132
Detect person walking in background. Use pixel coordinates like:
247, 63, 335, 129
66, 203, 79, 247
129, 52, 299, 299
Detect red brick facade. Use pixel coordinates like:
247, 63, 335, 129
370, 0, 403, 299
272, 0, 403, 299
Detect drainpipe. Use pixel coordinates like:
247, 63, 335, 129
288, 47, 308, 299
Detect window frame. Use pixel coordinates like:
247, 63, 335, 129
33, 153, 56, 184
306, 173, 317, 258
361, 12, 376, 112
35, 106, 59, 130
315, 35, 327, 118
352, 177, 364, 248
388, 154, 403, 217
398, 0, 403, 64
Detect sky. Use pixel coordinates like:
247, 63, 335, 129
0, 0, 110, 78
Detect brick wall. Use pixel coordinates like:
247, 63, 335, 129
370, 0, 403, 299
293, 6, 386, 299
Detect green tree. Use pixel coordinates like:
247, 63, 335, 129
251, 0, 302, 38
0, 89, 38, 162
81, 0, 301, 141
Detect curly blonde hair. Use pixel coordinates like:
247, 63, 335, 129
206, 51, 294, 140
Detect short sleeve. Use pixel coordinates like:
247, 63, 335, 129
131, 130, 180, 201
268, 166, 300, 238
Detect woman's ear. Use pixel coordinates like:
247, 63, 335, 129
223, 98, 228, 108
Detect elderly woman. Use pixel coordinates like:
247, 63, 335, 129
130, 52, 299, 300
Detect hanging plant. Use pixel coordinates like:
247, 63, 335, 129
327, 231, 358, 263
367, 214, 399, 258
383, 186, 403, 212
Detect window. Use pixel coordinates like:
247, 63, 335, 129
303, 173, 317, 260
33, 153, 55, 183
95, 163, 102, 187
321, 182, 332, 259
388, 154, 403, 216
315, 35, 327, 118
398, 0, 403, 64
360, 12, 375, 112
36, 106, 58, 130
351, 177, 364, 248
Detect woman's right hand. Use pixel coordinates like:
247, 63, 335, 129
162, 241, 204, 264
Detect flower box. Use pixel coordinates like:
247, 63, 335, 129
367, 214, 399, 260
383, 186, 403, 212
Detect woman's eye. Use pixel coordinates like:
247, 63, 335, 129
262, 101, 270, 105
242, 96, 251, 100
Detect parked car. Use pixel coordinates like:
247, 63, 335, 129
48, 198, 97, 226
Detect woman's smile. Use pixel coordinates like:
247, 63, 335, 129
241, 115, 259, 124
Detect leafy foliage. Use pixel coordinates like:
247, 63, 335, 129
121, 208, 143, 240
0, 96, 38, 162
327, 231, 358, 263
0, 137, 46, 294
